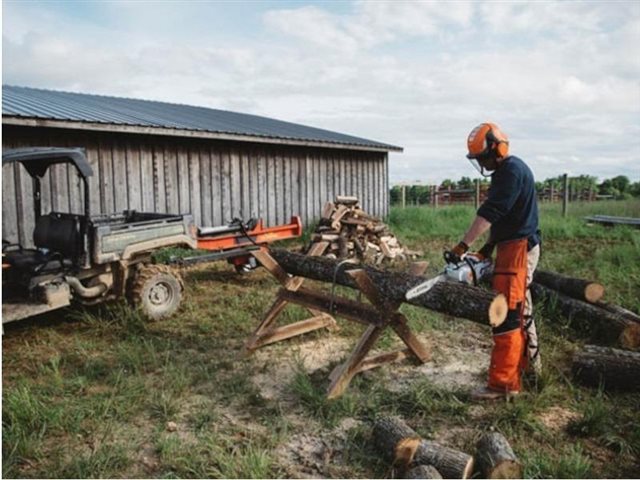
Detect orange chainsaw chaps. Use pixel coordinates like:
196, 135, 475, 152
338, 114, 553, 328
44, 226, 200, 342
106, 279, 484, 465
488, 329, 525, 392
492, 238, 528, 310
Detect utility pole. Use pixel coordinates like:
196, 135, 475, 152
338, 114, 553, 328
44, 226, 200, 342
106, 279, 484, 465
474, 179, 480, 209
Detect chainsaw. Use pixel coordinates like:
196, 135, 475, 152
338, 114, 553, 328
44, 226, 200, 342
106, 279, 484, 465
405, 252, 493, 300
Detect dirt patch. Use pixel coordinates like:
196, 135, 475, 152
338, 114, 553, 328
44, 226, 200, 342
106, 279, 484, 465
275, 417, 362, 478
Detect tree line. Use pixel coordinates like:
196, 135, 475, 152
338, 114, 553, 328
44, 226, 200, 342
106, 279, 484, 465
390, 175, 640, 205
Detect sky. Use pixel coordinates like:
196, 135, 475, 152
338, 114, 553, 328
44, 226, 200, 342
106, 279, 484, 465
2, 0, 640, 185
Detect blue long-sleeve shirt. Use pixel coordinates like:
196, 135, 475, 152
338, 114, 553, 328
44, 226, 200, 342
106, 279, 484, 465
477, 156, 540, 248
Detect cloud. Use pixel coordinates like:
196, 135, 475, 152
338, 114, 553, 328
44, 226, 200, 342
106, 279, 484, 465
2, 0, 639, 184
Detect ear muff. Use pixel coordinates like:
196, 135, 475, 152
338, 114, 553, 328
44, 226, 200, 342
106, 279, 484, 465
486, 127, 509, 158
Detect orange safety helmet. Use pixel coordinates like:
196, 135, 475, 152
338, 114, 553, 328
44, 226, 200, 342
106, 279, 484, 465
466, 122, 509, 159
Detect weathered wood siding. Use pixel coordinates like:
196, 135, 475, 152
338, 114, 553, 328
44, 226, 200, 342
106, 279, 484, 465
2, 125, 389, 246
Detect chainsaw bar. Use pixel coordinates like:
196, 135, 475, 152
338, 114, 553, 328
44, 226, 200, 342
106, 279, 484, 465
405, 273, 447, 300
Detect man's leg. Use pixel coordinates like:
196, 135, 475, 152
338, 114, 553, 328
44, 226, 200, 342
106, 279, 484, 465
525, 244, 541, 374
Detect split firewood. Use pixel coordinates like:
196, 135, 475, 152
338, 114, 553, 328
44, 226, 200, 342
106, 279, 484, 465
270, 249, 508, 327
531, 283, 640, 349
533, 270, 605, 303
373, 417, 474, 479
331, 205, 350, 231
475, 432, 523, 479
572, 345, 640, 392
321, 201, 335, 220
335, 195, 359, 205
403, 465, 443, 479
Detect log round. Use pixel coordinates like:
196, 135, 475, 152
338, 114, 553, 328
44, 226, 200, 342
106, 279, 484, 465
530, 283, 640, 349
572, 345, 640, 392
475, 432, 522, 479
533, 270, 604, 303
270, 249, 507, 327
404, 465, 443, 479
373, 416, 474, 479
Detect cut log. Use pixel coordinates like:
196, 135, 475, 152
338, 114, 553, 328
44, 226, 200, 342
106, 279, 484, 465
531, 283, 640, 349
404, 465, 443, 479
373, 416, 474, 479
475, 432, 522, 479
595, 302, 640, 324
533, 270, 604, 303
270, 249, 508, 327
572, 345, 640, 392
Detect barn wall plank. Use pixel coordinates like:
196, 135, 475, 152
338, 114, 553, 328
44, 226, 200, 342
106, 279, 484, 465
164, 142, 179, 214
229, 147, 242, 219
240, 149, 251, 219
188, 147, 202, 224
177, 146, 190, 214
200, 145, 212, 226
140, 142, 155, 212
210, 148, 224, 226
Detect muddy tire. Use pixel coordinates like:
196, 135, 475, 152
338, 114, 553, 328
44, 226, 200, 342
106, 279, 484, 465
129, 264, 183, 320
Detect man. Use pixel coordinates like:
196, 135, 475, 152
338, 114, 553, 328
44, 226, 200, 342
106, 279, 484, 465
448, 122, 541, 400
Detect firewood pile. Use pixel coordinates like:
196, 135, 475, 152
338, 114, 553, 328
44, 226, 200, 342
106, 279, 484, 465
309, 196, 421, 265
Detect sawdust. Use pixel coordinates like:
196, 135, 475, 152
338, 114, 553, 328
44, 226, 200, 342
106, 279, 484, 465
251, 335, 352, 400
538, 406, 580, 432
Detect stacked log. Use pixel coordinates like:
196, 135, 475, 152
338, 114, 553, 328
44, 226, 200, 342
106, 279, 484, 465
311, 196, 421, 264
373, 416, 473, 479
532, 270, 604, 303
530, 283, 640, 350
572, 345, 640, 392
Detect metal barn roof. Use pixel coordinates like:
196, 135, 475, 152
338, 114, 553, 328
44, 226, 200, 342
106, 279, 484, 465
2, 85, 402, 152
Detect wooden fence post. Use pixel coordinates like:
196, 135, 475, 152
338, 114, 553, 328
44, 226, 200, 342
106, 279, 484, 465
402, 185, 406, 209
562, 173, 569, 217
474, 179, 480, 209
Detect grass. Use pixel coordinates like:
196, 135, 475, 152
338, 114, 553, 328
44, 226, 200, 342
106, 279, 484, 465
3, 199, 640, 478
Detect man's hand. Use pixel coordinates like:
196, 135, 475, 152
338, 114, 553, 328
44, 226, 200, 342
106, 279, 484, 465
445, 241, 469, 264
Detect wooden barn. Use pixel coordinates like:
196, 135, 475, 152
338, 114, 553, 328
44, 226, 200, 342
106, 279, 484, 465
2, 85, 401, 246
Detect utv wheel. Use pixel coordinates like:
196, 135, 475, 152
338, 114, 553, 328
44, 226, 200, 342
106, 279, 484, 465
129, 264, 183, 320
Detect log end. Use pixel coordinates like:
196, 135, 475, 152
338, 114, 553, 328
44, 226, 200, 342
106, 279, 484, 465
394, 437, 421, 468
489, 294, 509, 327
489, 460, 523, 479
620, 322, 640, 350
462, 457, 475, 480
585, 283, 605, 303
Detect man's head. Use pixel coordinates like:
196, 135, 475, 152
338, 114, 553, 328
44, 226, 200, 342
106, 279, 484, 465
466, 122, 509, 176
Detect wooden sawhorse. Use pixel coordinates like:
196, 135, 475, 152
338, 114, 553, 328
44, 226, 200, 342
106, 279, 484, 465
244, 246, 431, 399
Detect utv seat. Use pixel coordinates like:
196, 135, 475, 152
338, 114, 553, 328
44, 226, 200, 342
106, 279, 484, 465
33, 212, 83, 259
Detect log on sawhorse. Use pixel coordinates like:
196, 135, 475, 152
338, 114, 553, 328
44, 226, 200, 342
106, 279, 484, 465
245, 247, 431, 399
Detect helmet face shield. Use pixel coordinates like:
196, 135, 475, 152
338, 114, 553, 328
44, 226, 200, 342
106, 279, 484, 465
468, 154, 495, 177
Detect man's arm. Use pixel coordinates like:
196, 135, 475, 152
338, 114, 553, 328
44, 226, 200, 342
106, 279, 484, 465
462, 215, 492, 246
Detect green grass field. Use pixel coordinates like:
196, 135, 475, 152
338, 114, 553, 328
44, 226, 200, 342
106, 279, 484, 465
3, 200, 639, 478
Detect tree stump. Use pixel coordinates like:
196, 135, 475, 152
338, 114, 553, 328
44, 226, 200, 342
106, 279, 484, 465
572, 344, 640, 392
372, 416, 474, 479
404, 465, 443, 479
475, 432, 522, 478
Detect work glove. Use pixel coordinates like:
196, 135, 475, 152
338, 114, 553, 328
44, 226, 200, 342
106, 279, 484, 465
445, 241, 468, 264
